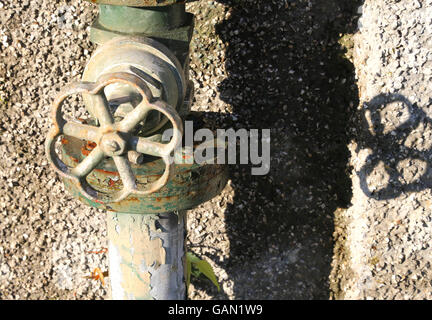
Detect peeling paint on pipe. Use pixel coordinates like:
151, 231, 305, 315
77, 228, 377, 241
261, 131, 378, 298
107, 211, 186, 300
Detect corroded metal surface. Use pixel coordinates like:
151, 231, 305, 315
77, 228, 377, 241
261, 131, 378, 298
84, 0, 195, 6
107, 211, 186, 300
46, 72, 184, 203
61, 135, 228, 214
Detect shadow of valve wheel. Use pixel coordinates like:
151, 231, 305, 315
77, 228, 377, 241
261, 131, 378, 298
358, 94, 432, 200
45, 72, 184, 204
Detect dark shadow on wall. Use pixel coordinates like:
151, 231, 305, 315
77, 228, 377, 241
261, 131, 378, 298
190, 0, 363, 299
356, 93, 432, 200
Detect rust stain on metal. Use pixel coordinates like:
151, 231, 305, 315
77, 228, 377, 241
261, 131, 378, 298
61, 137, 69, 145
81, 147, 90, 156
70, 156, 79, 163
87, 141, 97, 149
94, 168, 120, 176
108, 178, 117, 187
81, 140, 97, 156
81, 141, 97, 156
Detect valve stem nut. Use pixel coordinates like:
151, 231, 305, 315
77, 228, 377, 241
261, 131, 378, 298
100, 132, 127, 156
104, 140, 121, 153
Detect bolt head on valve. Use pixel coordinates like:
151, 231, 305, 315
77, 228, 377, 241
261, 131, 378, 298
100, 132, 127, 156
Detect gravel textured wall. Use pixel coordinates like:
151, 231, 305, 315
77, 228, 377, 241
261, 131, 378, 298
0, 0, 364, 300
333, 0, 432, 299
0, 0, 106, 299
6, 0, 426, 300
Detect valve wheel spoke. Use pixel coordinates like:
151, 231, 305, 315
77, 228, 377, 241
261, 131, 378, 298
63, 121, 100, 142
130, 136, 170, 158
127, 100, 183, 158
71, 146, 105, 178
113, 155, 137, 191
91, 91, 114, 126
117, 100, 152, 133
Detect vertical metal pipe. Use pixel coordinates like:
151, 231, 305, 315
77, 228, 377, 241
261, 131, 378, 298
89, 3, 193, 301
106, 211, 186, 300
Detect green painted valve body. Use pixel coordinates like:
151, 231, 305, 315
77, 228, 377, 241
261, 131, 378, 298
58, 2, 228, 214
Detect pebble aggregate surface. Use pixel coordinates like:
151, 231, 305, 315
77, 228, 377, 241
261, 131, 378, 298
0, 0, 430, 300
333, 0, 432, 299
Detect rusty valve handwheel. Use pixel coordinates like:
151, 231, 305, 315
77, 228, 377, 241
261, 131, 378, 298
45, 72, 183, 204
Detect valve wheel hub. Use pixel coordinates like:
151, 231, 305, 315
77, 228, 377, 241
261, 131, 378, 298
100, 132, 127, 156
